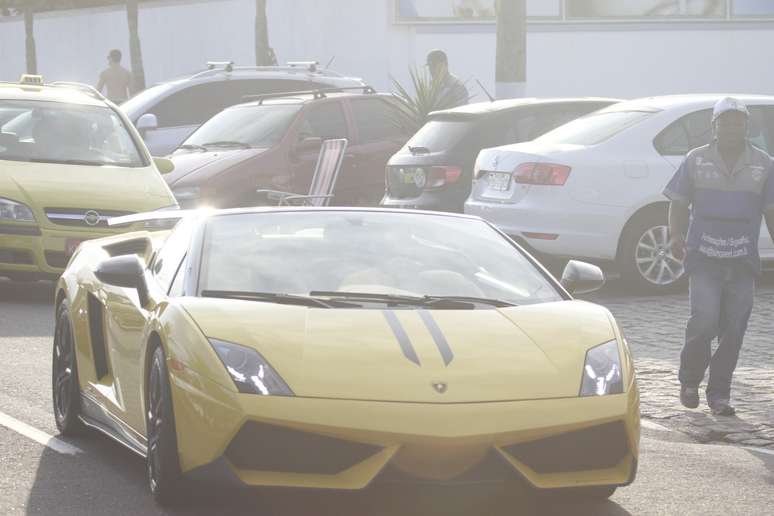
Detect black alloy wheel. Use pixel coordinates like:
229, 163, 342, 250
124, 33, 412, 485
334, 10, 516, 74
146, 345, 185, 505
52, 301, 84, 435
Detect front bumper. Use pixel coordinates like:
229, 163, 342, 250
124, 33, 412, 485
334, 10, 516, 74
0, 224, 130, 277
171, 371, 640, 491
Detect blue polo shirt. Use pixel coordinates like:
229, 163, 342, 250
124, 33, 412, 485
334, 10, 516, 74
663, 142, 774, 274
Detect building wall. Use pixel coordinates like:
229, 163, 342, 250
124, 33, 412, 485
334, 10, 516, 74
0, 0, 773, 102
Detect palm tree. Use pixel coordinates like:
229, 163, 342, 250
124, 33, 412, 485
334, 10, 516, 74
22, 4, 37, 74
254, 0, 275, 65
126, 0, 146, 92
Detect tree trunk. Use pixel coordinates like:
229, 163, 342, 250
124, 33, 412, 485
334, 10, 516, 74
255, 0, 274, 65
126, 0, 146, 92
495, 0, 526, 99
23, 7, 37, 75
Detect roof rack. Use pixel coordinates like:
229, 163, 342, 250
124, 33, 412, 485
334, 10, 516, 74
189, 60, 330, 80
49, 81, 105, 100
242, 86, 376, 104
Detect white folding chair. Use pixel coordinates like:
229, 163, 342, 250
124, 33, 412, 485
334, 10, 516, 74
257, 138, 348, 207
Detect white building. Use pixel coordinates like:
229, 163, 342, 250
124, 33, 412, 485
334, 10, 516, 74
0, 0, 773, 101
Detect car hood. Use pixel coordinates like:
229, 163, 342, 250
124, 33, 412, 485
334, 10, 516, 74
181, 299, 617, 403
0, 160, 175, 215
166, 148, 268, 187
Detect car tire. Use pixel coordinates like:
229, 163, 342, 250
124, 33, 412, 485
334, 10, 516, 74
52, 301, 85, 436
146, 345, 185, 506
619, 212, 686, 294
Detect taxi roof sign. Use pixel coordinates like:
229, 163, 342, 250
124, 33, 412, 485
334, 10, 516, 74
20, 74, 44, 85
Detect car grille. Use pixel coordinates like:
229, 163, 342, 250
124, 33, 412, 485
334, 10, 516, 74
225, 421, 382, 474
503, 421, 629, 474
0, 224, 42, 236
44, 251, 68, 269
0, 248, 34, 265
386, 166, 425, 199
44, 208, 133, 228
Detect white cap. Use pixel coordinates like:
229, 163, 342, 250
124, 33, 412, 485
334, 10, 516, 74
712, 97, 749, 122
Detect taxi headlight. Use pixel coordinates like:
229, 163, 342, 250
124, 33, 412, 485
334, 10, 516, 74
0, 197, 35, 222
210, 339, 294, 396
580, 340, 623, 397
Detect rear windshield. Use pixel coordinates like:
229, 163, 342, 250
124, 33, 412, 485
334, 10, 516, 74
404, 118, 475, 152
535, 110, 656, 146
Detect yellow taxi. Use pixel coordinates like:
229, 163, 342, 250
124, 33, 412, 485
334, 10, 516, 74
0, 75, 177, 280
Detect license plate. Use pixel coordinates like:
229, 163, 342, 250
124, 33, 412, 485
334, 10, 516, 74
65, 239, 87, 257
487, 172, 511, 191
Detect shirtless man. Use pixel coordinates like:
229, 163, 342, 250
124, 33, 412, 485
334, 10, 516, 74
96, 49, 133, 103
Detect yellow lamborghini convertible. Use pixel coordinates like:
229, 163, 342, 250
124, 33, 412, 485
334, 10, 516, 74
52, 207, 639, 505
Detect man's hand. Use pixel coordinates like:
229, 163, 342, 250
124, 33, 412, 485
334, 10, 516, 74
670, 235, 686, 261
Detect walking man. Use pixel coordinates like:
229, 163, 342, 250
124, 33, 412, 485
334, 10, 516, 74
665, 97, 774, 416
426, 49, 469, 108
96, 49, 133, 103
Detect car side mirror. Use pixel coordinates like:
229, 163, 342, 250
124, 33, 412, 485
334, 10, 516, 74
136, 113, 158, 134
560, 260, 605, 295
94, 255, 149, 306
293, 136, 323, 153
153, 156, 175, 174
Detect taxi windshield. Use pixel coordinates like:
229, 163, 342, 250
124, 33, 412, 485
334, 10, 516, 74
0, 99, 146, 167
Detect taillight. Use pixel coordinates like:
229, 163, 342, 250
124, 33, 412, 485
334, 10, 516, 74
512, 163, 571, 186
426, 166, 462, 189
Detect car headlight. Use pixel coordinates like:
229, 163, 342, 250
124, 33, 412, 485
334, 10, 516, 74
142, 204, 181, 230
172, 186, 200, 202
210, 339, 294, 396
0, 197, 35, 222
580, 340, 623, 397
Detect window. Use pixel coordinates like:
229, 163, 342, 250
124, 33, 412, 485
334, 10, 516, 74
152, 83, 228, 127
297, 103, 348, 140
733, 0, 774, 17
350, 98, 404, 143
185, 104, 301, 148
536, 110, 656, 146
152, 219, 194, 292
746, 106, 771, 152
405, 117, 475, 151
654, 109, 713, 156
566, 0, 725, 19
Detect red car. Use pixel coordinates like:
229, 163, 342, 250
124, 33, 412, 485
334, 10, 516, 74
165, 89, 410, 208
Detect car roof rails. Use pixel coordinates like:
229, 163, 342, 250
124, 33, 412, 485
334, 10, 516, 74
190, 60, 336, 80
242, 86, 376, 104
49, 81, 106, 101
286, 61, 319, 72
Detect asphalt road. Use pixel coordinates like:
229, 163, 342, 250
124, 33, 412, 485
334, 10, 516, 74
1, 279, 773, 516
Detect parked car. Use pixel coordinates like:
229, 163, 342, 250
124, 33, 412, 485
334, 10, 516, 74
0, 75, 177, 281
465, 94, 774, 292
53, 207, 638, 504
380, 98, 620, 212
120, 61, 366, 156
165, 88, 410, 208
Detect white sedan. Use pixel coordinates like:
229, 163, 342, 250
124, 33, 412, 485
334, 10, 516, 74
465, 94, 774, 293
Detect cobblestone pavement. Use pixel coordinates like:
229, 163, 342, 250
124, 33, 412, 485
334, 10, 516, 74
589, 282, 774, 449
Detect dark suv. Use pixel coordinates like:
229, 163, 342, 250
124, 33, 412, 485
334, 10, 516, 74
165, 88, 410, 208
380, 98, 619, 212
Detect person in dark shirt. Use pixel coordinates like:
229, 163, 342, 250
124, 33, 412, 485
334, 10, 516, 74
664, 97, 774, 416
426, 49, 469, 108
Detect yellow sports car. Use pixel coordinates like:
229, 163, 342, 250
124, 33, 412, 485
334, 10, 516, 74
52, 207, 639, 505
0, 75, 177, 281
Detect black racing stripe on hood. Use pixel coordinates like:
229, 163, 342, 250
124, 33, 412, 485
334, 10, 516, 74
418, 310, 454, 366
382, 310, 421, 366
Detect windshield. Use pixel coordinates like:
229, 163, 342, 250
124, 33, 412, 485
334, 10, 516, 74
0, 100, 146, 167
404, 118, 474, 152
534, 109, 656, 146
199, 212, 563, 306
184, 104, 301, 149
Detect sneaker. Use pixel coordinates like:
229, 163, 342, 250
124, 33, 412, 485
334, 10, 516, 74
709, 400, 736, 416
680, 385, 700, 409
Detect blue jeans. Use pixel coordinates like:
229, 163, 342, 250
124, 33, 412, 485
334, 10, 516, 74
679, 259, 755, 402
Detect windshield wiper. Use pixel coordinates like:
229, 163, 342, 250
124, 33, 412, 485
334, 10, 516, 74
178, 143, 207, 152
309, 291, 516, 309
201, 290, 357, 308
200, 141, 252, 149
407, 145, 430, 155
